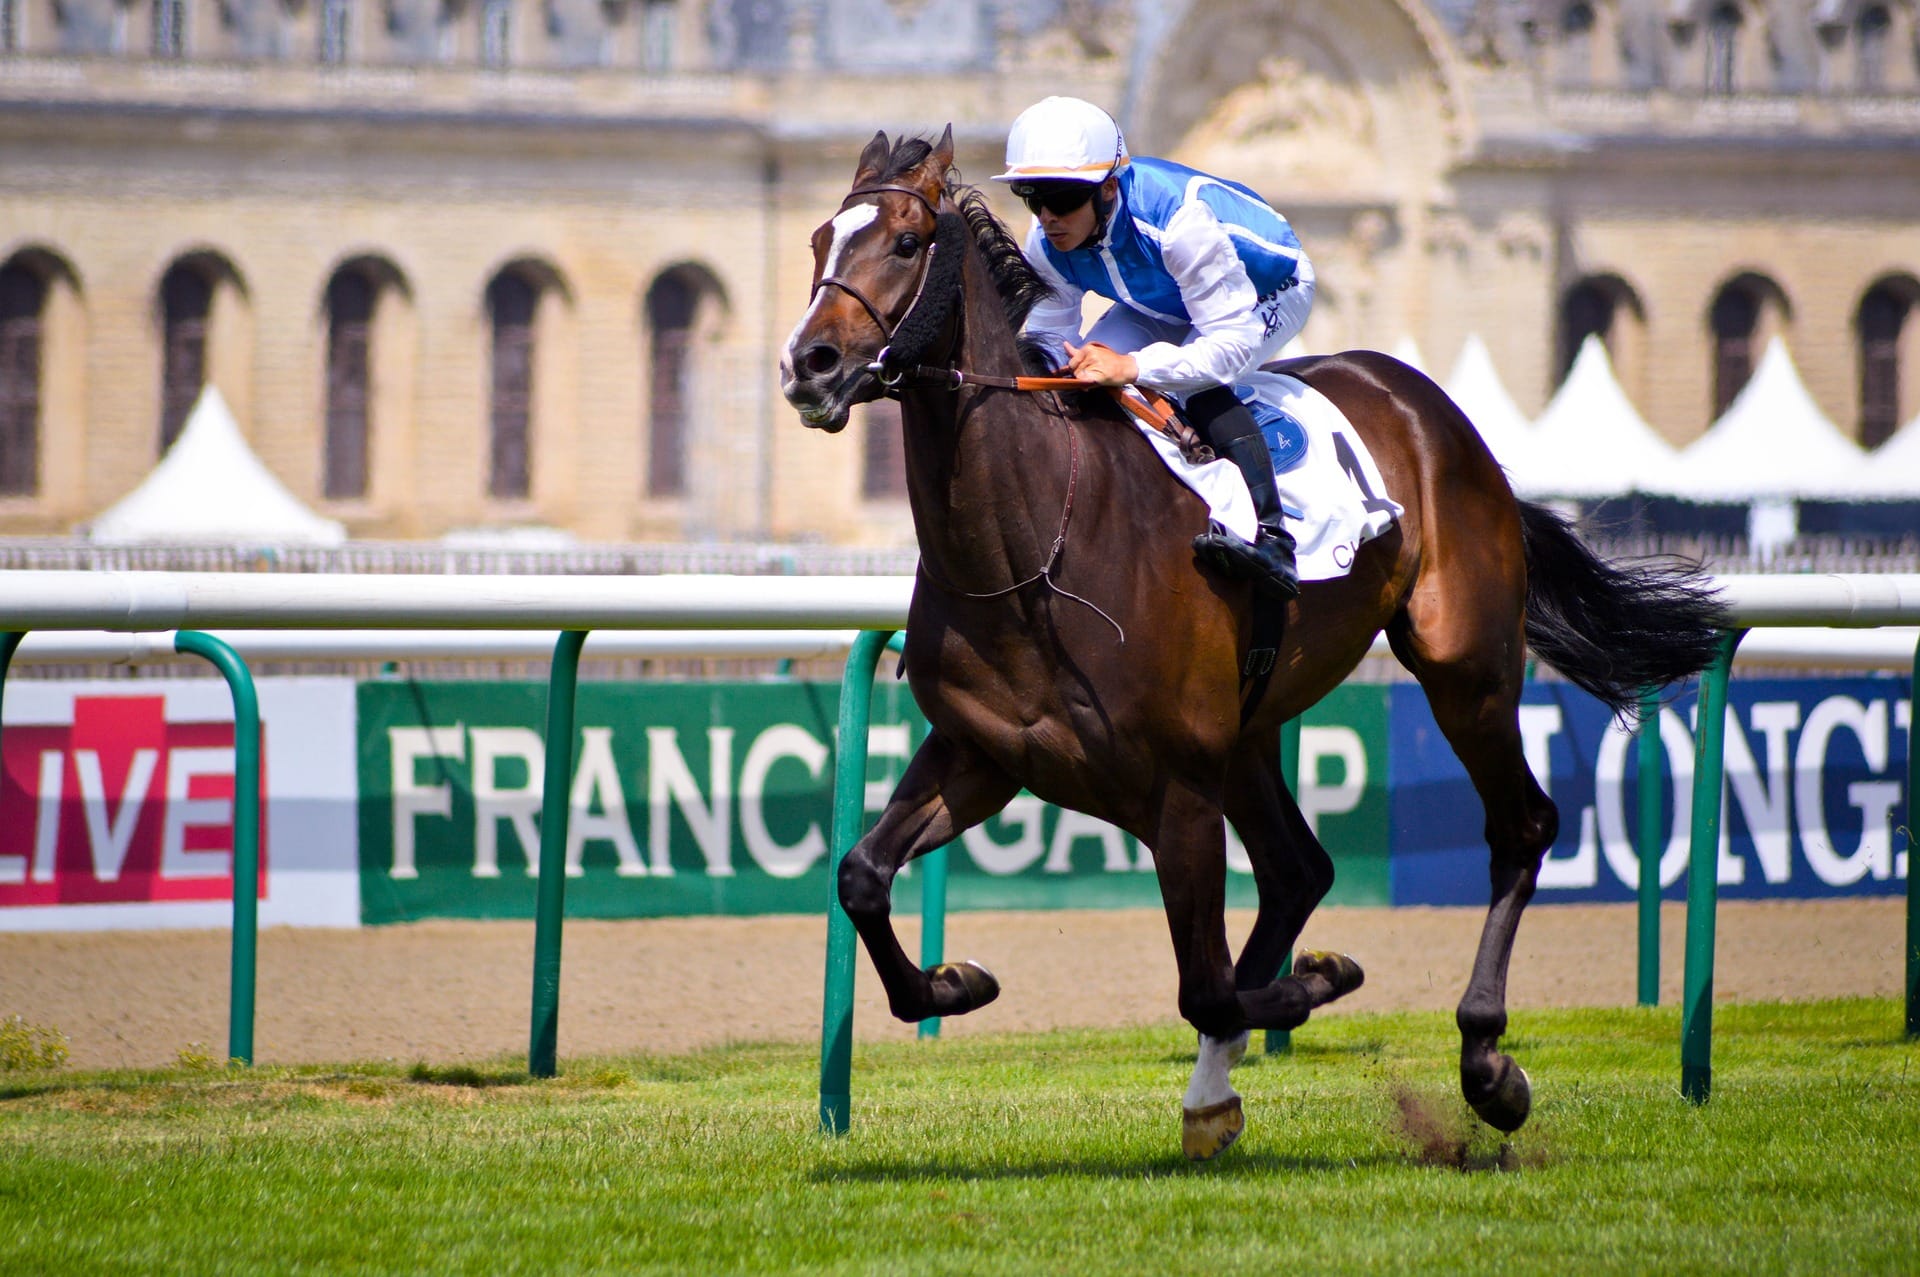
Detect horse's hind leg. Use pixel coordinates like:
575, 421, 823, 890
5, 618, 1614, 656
1390, 607, 1559, 1134
839, 730, 1021, 1023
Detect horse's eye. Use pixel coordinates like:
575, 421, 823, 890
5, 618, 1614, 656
894, 233, 921, 258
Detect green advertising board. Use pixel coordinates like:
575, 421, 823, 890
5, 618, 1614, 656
356, 679, 1388, 924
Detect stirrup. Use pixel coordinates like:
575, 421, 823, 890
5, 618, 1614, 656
1192, 526, 1298, 601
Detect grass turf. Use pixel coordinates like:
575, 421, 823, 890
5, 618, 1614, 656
1, 998, 1916, 1275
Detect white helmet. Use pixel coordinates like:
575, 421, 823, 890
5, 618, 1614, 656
991, 96, 1130, 185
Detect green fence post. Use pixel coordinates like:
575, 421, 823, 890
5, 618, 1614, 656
529, 629, 588, 1079
888, 633, 950, 1042
1681, 629, 1744, 1105
0, 631, 22, 758
1265, 716, 1302, 1056
173, 631, 262, 1068
820, 629, 895, 1133
1907, 631, 1919, 1040
1637, 688, 1662, 1007
0, 629, 21, 698
917, 844, 950, 1040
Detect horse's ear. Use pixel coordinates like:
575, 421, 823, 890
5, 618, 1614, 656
904, 125, 955, 205
854, 131, 890, 186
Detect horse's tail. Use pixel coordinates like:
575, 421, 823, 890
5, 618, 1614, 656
1518, 500, 1731, 721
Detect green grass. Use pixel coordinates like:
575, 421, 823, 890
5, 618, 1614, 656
2, 999, 1916, 1275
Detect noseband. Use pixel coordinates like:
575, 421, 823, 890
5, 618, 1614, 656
810, 183, 952, 386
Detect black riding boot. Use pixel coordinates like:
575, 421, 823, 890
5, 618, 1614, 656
1184, 386, 1299, 602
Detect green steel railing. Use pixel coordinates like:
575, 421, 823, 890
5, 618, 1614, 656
1909, 630, 1919, 1042
529, 629, 589, 1078
1680, 629, 1746, 1104
1637, 688, 1663, 1007
916, 842, 951, 1041
0, 630, 264, 1067
171, 631, 264, 1066
819, 628, 896, 1133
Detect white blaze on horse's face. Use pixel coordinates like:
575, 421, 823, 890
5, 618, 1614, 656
783, 202, 880, 364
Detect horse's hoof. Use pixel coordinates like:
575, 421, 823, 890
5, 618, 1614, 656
1293, 950, 1366, 1001
928, 960, 1000, 1015
1182, 1096, 1245, 1162
1468, 1058, 1533, 1133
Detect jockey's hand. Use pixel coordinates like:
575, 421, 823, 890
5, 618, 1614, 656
1064, 342, 1139, 387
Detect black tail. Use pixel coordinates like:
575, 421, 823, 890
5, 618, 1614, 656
1518, 501, 1731, 721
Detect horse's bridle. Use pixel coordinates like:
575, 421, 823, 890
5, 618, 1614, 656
810, 183, 950, 386
809, 178, 1124, 643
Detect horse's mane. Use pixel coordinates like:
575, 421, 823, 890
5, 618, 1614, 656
878, 136, 1055, 351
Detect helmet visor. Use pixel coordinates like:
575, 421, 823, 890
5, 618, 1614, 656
1011, 181, 1098, 218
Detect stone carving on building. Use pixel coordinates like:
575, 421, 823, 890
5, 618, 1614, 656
1177, 50, 1383, 197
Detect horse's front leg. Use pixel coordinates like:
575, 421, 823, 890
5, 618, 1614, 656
840, 729, 1021, 1023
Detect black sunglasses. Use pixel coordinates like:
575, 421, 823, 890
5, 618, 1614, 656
1014, 183, 1097, 217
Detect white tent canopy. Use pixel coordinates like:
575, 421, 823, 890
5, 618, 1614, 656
1514, 335, 1677, 499
86, 386, 347, 546
1838, 406, 1920, 499
1658, 337, 1867, 501
1388, 336, 1429, 376
1443, 334, 1537, 476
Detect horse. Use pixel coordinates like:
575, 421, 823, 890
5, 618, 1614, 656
779, 128, 1727, 1160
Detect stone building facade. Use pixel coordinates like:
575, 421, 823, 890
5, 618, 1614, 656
1, 0, 1916, 543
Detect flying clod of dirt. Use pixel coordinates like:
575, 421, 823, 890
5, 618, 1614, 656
1390, 1084, 1544, 1172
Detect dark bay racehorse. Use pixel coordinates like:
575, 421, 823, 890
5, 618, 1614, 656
780, 129, 1726, 1159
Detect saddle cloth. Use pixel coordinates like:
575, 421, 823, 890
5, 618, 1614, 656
1119, 371, 1403, 583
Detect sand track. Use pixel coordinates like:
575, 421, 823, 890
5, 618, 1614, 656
0, 898, 1904, 1070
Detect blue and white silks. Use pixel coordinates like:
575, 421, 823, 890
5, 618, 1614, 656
1020, 156, 1316, 396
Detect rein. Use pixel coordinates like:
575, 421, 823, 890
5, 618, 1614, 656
913, 417, 1125, 644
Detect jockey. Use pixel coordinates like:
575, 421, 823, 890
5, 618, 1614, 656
993, 95, 1313, 603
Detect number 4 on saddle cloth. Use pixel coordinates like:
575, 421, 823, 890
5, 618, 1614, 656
1114, 371, 1404, 582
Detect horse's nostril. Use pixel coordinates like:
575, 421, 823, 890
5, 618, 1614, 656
800, 344, 842, 378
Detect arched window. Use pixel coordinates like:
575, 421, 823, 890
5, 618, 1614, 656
644, 265, 724, 501
861, 399, 905, 499
1709, 279, 1765, 416
487, 270, 537, 499
0, 260, 45, 495
1856, 4, 1891, 92
324, 269, 376, 499
1558, 280, 1615, 383
1559, 2, 1596, 88
1706, 3, 1741, 94
1858, 282, 1911, 447
1556, 273, 1647, 395
645, 273, 696, 498
160, 263, 213, 451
